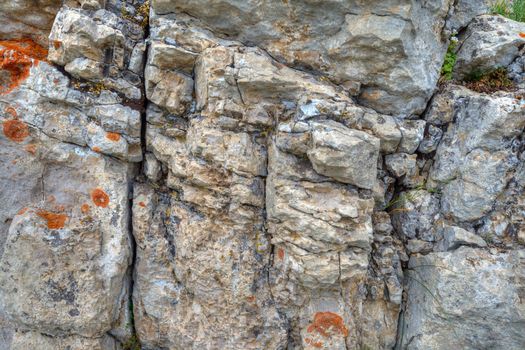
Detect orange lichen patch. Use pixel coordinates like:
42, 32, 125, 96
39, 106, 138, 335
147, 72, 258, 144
92, 146, 101, 153
0, 39, 48, 60
24, 143, 37, 154
53, 40, 62, 49
17, 207, 28, 215
0, 39, 48, 95
307, 312, 349, 338
520, 32, 525, 38
36, 209, 68, 229
106, 132, 121, 142
277, 248, 285, 260
304, 338, 323, 348
246, 295, 256, 303
5, 106, 17, 118
91, 188, 110, 208
3, 119, 29, 142
81, 203, 90, 213
138, 201, 146, 207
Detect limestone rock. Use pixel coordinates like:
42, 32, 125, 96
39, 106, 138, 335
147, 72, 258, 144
49, 7, 145, 100
401, 247, 525, 350
307, 121, 380, 189
10, 331, 119, 350
0, 0, 62, 46
429, 85, 525, 223
152, 0, 456, 116
0, 140, 133, 338
440, 225, 487, 251
2, 1, 525, 349
455, 15, 525, 79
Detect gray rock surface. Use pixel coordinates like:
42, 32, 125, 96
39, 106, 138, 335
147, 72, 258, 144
151, 0, 456, 117
1, 2, 525, 350
401, 247, 525, 350
455, 15, 525, 79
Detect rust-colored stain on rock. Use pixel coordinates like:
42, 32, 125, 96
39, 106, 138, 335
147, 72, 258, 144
138, 201, 146, 207
3, 119, 29, 142
24, 143, 37, 154
92, 146, 101, 153
81, 203, 90, 213
5, 106, 17, 117
17, 207, 28, 215
305, 338, 323, 348
36, 209, 68, 229
0, 38, 48, 95
277, 248, 285, 260
106, 132, 121, 142
519, 32, 525, 38
307, 312, 349, 338
91, 188, 110, 207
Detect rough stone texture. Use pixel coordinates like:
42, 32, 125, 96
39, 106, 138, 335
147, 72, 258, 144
0, 0, 62, 45
455, 15, 525, 79
1, 2, 525, 350
152, 0, 457, 117
401, 247, 525, 350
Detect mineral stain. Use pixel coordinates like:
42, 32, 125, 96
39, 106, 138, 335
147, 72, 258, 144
3, 119, 29, 142
0, 38, 48, 95
106, 132, 121, 142
36, 209, 68, 229
307, 312, 349, 338
91, 188, 110, 207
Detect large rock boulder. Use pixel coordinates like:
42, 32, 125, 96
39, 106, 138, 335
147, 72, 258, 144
401, 247, 525, 350
151, 0, 456, 117
455, 15, 525, 79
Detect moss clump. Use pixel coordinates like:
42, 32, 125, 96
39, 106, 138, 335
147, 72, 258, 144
463, 67, 515, 93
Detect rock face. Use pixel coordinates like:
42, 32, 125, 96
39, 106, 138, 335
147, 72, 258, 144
0, 1, 524, 350
152, 0, 455, 117
401, 247, 525, 350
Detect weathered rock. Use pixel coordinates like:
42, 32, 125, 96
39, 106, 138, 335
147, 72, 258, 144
307, 121, 380, 189
440, 224, 487, 251
0, 0, 62, 46
0, 140, 133, 338
151, 0, 457, 117
401, 247, 525, 350
2, 1, 525, 349
49, 7, 145, 100
455, 15, 525, 79
429, 85, 525, 223
385, 153, 417, 178
10, 331, 119, 350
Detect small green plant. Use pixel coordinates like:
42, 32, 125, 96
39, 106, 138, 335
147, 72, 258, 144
440, 36, 458, 81
491, 0, 525, 22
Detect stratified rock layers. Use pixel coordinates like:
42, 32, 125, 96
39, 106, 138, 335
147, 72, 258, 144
0, 0, 523, 349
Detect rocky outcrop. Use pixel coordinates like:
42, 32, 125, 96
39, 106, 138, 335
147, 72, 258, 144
0, 1, 524, 349
401, 247, 525, 350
